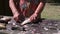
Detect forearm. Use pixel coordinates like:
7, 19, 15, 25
34, 1, 46, 14
9, 0, 18, 15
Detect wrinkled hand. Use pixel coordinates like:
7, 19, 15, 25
29, 13, 38, 22
13, 12, 20, 21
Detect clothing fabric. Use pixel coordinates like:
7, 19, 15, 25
19, 0, 40, 17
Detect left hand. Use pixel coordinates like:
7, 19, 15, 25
29, 13, 38, 22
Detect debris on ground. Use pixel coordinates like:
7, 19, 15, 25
0, 16, 60, 34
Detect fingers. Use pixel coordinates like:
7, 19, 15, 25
13, 15, 19, 21
29, 16, 36, 22
29, 13, 38, 22
13, 16, 19, 21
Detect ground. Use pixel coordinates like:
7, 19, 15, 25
0, 16, 60, 34
0, 3, 60, 34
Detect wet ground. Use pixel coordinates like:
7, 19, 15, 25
0, 16, 60, 34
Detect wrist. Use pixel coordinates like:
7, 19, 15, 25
34, 12, 38, 15
34, 10, 39, 14
13, 11, 19, 15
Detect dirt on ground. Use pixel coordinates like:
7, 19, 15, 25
0, 16, 60, 34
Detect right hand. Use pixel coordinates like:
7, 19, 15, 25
13, 12, 20, 22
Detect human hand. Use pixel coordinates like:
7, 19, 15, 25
13, 12, 20, 21
29, 13, 38, 22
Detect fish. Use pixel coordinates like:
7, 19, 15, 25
21, 18, 30, 25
